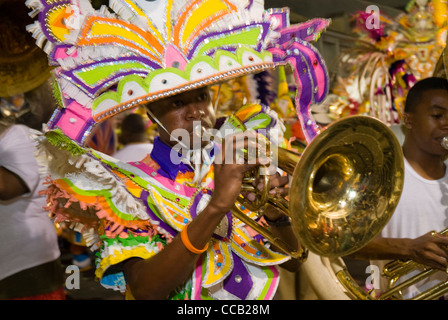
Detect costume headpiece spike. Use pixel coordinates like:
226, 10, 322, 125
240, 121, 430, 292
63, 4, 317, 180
26, 0, 330, 145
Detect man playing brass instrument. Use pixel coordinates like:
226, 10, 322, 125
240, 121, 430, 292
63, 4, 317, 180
353, 77, 448, 299
25, 0, 327, 300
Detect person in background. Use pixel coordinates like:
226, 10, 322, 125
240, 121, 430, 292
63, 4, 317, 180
113, 113, 153, 162
0, 14, 63, 295
352, 77, 448, 299
0, 121, 64, 300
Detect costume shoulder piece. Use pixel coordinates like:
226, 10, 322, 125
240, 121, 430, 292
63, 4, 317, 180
33, 130, 165, 245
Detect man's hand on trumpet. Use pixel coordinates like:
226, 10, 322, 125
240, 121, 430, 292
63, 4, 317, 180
352, 231, 448, 272
408, 231, 448, 272
244, 172, 289, 222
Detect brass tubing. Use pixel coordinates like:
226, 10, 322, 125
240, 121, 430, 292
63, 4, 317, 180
413, 280, 448, 300
336, 269, 375, 300
378, 227, 448, 300
378, 268, 438, 300
230, 204, 305, 260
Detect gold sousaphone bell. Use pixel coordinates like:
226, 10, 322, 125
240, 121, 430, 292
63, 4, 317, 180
233, 115, 404, 261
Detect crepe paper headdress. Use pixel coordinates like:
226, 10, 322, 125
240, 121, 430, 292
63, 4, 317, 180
26, 0, 330, 146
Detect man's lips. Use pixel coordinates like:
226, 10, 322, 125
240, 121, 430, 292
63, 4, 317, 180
436, 135, 448, 142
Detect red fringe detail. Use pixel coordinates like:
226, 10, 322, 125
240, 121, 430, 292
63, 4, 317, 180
40, 177, 159, 239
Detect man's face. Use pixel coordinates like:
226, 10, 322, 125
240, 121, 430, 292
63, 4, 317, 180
404, 89, 448, 157
146, 87, 216, 149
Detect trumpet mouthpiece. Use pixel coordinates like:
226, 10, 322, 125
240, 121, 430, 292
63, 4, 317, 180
442, 136, 448, 150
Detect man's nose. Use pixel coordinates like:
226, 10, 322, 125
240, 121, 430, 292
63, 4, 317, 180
186, 103, 205, 119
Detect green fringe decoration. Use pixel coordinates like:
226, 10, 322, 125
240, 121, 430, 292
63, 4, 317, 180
52, 79, 63, 108
99, 233, 167, 248
169, 281, 192, 300
45, 129, 87, 156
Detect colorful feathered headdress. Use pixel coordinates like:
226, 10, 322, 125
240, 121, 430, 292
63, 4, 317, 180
26, 0, 330, 144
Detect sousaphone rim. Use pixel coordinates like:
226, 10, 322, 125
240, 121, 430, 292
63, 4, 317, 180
288, 115, 404, 258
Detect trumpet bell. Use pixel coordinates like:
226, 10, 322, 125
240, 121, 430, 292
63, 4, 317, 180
289, 116, 404, 258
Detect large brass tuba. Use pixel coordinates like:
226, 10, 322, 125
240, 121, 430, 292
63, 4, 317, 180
231, 115, 404, 265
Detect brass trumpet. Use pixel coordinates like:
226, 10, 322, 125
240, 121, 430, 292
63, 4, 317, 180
230, 115, 404, 262
335, 227, 448, 300
378, 228, 448, 300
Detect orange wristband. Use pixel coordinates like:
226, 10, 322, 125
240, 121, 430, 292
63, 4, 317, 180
180, 223, 209, 254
